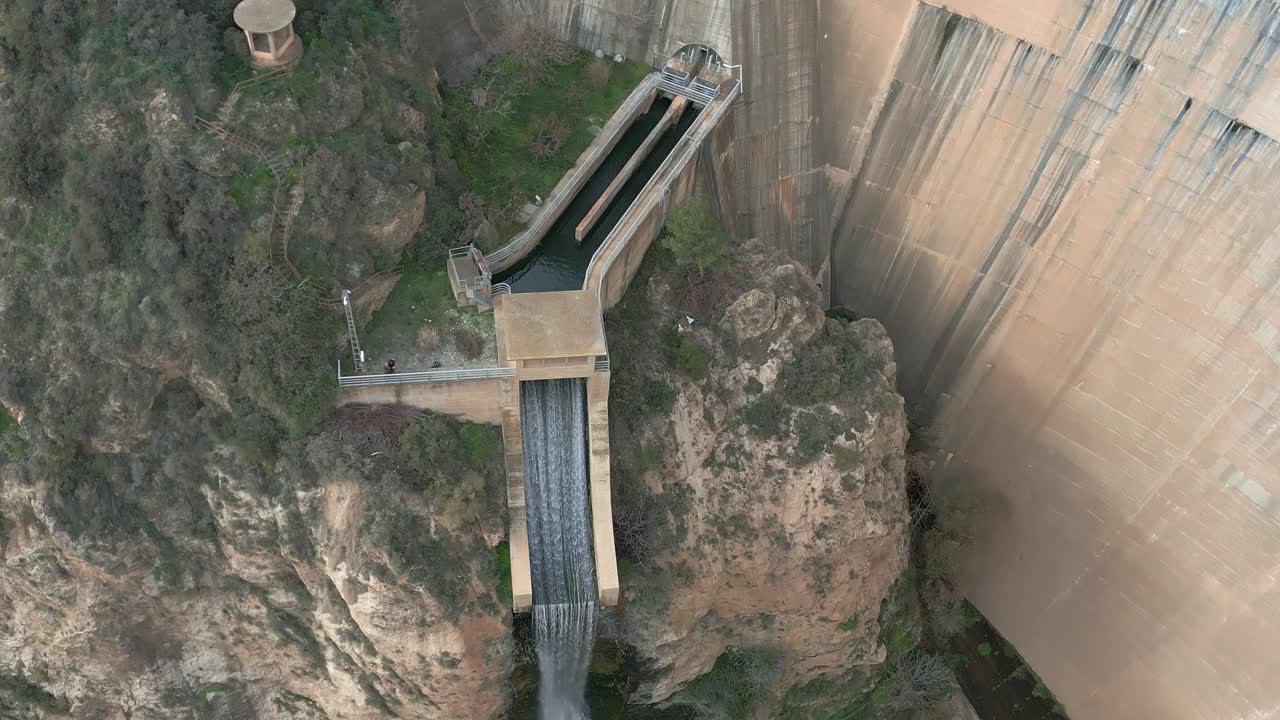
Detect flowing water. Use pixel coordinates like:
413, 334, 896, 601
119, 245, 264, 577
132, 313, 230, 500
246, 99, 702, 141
521, 378, 597, 719
497, 99, 699, 293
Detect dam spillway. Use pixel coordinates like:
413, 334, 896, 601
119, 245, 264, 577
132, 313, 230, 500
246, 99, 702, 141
520, 378, 596, 719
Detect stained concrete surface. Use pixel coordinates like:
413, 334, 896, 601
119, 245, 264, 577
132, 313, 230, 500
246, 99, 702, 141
495, 290, 607, 360
502, 1, 1280, 717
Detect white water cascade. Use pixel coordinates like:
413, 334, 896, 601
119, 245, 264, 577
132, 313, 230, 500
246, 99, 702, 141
520, 378, 597, 719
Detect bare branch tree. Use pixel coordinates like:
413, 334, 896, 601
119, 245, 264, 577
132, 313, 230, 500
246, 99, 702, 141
496, 16, 576, 86
528, 112, 569, 160
884, 651, 955, 710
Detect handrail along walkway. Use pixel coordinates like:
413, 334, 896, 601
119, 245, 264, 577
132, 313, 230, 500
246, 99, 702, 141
338, 362, 514, 388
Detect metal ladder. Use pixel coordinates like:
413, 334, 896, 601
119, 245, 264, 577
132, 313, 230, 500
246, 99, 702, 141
342, 289, 366, 372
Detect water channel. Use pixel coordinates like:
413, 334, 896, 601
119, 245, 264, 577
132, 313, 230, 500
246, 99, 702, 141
497, 96, 699, 293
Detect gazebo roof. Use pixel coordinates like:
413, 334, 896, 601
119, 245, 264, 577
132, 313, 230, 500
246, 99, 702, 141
233, 0, 296, 33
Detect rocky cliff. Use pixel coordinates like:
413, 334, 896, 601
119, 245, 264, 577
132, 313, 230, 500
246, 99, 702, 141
0, 400, 513, 720
605, 242, 910, 716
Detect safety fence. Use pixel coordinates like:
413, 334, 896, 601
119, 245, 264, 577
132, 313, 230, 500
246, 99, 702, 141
338, 362, 514, 388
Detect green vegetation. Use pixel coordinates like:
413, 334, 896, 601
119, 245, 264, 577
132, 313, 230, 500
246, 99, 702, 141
398, 413, 501, 490
663, 328, 711, 380
833, 446, 862, 471
0, 671, 69, 714
662, 198, 730, 274
444, 47, 651, 243
494, 541, 513, 604
876, 392, 899, 416
681, 647, 781, 718
360, 264, 496, 370
461, 422, 501, 463
0, 409, 23, 464
978, 642, 993, 657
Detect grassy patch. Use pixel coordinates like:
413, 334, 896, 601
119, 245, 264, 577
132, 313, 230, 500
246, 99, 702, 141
443, 54, 652, 229
360, 265, 494, 368
494, 541, 512, 604
460, 423, 501, 463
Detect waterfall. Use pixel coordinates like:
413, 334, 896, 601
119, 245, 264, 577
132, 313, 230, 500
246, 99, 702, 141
520, 378, 597, 719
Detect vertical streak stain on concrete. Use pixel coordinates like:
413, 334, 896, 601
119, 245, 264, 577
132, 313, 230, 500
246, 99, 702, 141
921, 41, 1144, 399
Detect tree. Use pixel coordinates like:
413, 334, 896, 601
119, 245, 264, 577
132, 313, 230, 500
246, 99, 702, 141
662, 198, 729, 275
882, 651, 954, 710
528, 112, 569, 160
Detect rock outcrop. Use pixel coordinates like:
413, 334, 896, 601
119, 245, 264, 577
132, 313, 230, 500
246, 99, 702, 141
610, 242, 910, 713
0, 405, 512, 719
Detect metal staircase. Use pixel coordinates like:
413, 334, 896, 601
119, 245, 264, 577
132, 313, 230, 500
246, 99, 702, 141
341, 290, 366, 373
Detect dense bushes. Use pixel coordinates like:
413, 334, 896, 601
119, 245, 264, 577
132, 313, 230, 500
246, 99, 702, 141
681, 647, 782, 718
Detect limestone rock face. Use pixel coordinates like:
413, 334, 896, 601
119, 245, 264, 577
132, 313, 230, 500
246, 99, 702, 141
0, 431, 512, 719
618, 244, 909, 711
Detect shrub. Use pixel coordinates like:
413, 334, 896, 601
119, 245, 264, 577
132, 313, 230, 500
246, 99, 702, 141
682, 647, 781, 718
494, 541, 512, 603
0, 410, 24, 464
877, 391, 900, 415
925, 593, 971, 638
663, 328, 709, 380
662, 198, 729, 275
586, 58, 612, 88
455, 327, 486, 359
397, 413, 501, 500
528, 112, 569, 160
833, 445, 862, 471
881, 652, 953, 710
977, 642, 992, 657
744, 395, 788, 436
642, 379, 677, 413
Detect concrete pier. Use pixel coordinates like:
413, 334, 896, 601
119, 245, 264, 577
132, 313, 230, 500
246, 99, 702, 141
586, 373, 618, 605
576, 96, 689, 242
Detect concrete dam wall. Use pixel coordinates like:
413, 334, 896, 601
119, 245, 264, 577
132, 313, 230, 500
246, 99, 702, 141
500, 0, 1280, 717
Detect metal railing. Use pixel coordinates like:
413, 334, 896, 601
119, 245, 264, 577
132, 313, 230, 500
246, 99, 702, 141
448, 245, 490, 299
586, 75, 743, 305
492, 282, 512, 295
485, 73, 664, 270
658, 77, 719, 106
594, 356, 610, 372
338, 362, 514, 388
661, 67, 690, 85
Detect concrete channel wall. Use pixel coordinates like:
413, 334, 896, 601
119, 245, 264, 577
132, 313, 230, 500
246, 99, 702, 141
487, 74, 662, 273
337, 378, 504, 425
587, 78, 741, 309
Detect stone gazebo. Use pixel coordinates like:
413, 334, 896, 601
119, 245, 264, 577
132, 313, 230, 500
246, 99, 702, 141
233, 0, 303, 68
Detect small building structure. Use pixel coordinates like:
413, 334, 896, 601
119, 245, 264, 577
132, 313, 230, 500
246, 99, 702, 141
233, 0, 303, 68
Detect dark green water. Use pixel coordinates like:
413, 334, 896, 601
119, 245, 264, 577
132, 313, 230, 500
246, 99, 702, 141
497, 97, 698, 293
